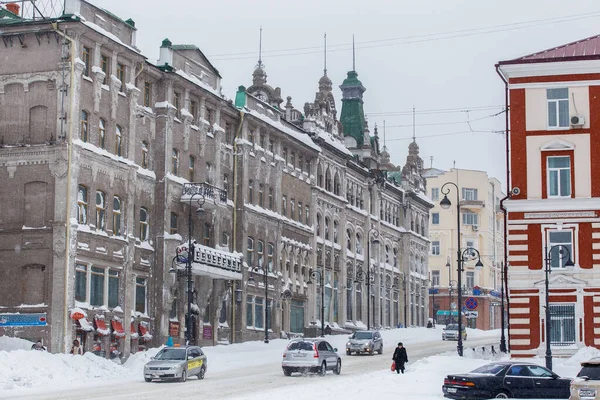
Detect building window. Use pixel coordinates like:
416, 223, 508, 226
462, 212, 478, 226
108, 270, 119, 308
247, 237, 254, 266
548, 230, 574, 269
297, 201, 303, 222
431, 188, 439, 201
90, 266, 105, 307
98, 118, 106, 149
222, 175, 229, 199
171, 149, 179, 175
393, 248, 398, 267
356, 233, 363, 255
115, 125, 123, 156
101, 54, 110, 85
190, 100, 198, 122
306, 159, 311, 174
141, 141, 149, 169
547, 88, 569, 129
269, 140, 274, 154
135, 277, 146, 313
77, 185, 88, 224
432, 212, 440, 225
431, 270, 440, 287
333, 220, 339, 243
75, 264, 87, 302
299, 155, 304, 173
248, 180, 254, 204
316, 214, 321, 237
189, 155, 195, 182
268, 187, 274, 210
257, 240, 264, 267
267, 243, 274, 272
144, 82, 152, 107
249, 129, 255, 146
305, 205, 310, 225
80, 110, 89, 142
82, 46, 91, 77
116, 63, 125, 92
547, 156, 571, 198
139, 207, 149, 240
347, 229, 352, 251
174, 92, 180, 116
259, 132, 265, 149
246, 295, 265, 329
290, 152, 295, 168
461, 188, 478, 201
202, 223, 210, 246
282, 147, 288, 163
113, 196, 122, 236
224, 122, 232, 144
170, 212, 178, 234
290, 199, 295, 220
259, 184, 264, 207
221, 232, 230, 250
95, 191, 106, 231
324, 217, 330, 241
282, 195, 287, 217
466, 271, 474, 289
549, 304, 576, 345
431, 241, 440, 255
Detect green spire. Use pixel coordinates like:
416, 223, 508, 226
339, 70, 366, 148
161, 38, 172, 48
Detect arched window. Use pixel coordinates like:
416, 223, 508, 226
95, 191, 106, 231
98, 118, 106, 149
325, 217, 330, 241
333, 220, 339, 243
247, 237, 255, 266
141, 141, 149, 169
139, 207, 149, 240
334, 172, 341, 196
189, 155, 195, 182
393, 248, 398, 268
259, 184, 264, 207
347, 229, 353, 251
77, 185, 88, 224
268, 187, 273, 209
171, 149, 179, 175
248, 180, 254, 204
385, 245, 390, 264
317, 164, 324, 188
80, 110, 89, 142
316, 214, 321, 237
223, 174, 229, 198
170, 212, 178, 234
115, 125, 123, 156
356, 233, 363, 255
113, 196, 122, 236
325, 167, 332, 192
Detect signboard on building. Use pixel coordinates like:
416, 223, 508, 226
169, 321, 179, 337
203, 325, 212, 340
0, 313, 47, 327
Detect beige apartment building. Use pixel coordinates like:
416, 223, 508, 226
424, 168, 505, 330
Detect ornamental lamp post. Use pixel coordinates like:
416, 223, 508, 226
543, 245, 574, 370
308, 269, 325, 337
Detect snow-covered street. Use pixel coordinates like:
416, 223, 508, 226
2, 327, 596, 400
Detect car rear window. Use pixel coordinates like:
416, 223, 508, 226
471, 364, 506, 375
578, 365, 600, 380
287, 341, 314, 351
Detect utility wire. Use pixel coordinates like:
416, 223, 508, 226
209, 11, 600, 60
367, 105, 503, 117
382, 109, 505, 128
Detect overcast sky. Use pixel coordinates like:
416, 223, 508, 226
99, 0, 600, 189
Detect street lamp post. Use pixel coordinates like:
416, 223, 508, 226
248, 266, 270, 343
543, 245, 574, 371
365, 227, 380, 330
308, 269, 325, 337
499, 262, 507, 353
440, 182, 483, 356
430, 280, 437, 327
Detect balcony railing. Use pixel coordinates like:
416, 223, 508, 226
193, 243, 242, 273
181, 182, 227, 204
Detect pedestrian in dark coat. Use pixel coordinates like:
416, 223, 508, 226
392, 342, 408, 374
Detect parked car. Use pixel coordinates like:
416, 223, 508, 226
345, 330, 383, 355
442, 361, 571, 399
282, 338, 342, 376
570, 357, 600, 399
442, 324, 467, 341
144, 345, 207, 382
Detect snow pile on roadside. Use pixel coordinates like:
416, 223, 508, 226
122, 345, 163, 372
0, 350, 136, 391
0, 336, 34, 351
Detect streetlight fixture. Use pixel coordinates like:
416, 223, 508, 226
248, 265, 270, 343
499, 262, 507, 353
439, 181, 484, 356
171, 185, 206, 345
308, 269, 325, 337
544, 245, 574, 371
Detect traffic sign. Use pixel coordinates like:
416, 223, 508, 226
465, 311, 479, 319
465, 297, 478, 310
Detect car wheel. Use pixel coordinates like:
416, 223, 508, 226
179, 370, 187, 383
442, 337, 446, 341
377, 345, 383, 355
346, 350, 351, 356
197, 366, 206, 380
144, 378, 152, 382
334, 360, 341, 375
283, 368, 292, 376
494, 391, 510, 398
319, 361, 327, 376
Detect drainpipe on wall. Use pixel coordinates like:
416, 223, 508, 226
52, 21, 77, 354
231, 86, 247, 344
496, 63, 511, 352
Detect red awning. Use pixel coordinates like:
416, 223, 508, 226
139, 323, 152, 339
111, 320, 126, 337
94, 318, 110, 336
76, 318, 93, 332
139, 323, 148, 336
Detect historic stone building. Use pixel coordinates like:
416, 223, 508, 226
0, 0, 431, 357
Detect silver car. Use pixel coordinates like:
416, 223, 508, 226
282, 338, 342, 376
144, 345, 207, 382
346, 330, 383, 355
442, 324, 467, 341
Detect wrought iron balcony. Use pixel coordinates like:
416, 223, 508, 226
181, 182, 227, 205
175, 241, 242, 280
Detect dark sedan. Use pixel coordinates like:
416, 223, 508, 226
442, 361, 571, 399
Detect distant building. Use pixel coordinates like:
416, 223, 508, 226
424, 168, 505, 330
498, 34, 600, 357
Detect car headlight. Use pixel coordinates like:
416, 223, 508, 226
169, 365, 181, 370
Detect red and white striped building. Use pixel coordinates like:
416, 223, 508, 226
498, 34, 600, 358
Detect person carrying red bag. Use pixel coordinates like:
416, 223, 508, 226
392, 342, 408, 374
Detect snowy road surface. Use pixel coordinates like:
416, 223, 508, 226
5, 329, 499, 400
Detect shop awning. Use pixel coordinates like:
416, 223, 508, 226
436, 310, 459, 316
94, 318, 110, 336
111, 320, 126, 338
76, 317, 93, 332
131, 323, 139, 339
139, 322, 152, 339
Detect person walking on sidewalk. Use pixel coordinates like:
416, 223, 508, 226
392, 342, 408, 374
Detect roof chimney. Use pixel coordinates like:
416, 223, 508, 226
6, 3, 20, 15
